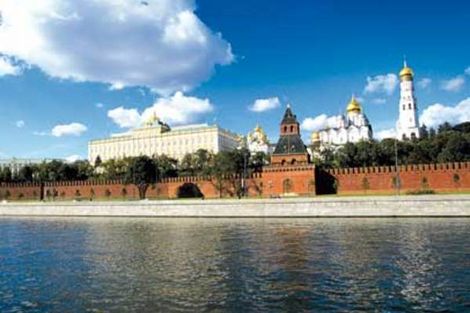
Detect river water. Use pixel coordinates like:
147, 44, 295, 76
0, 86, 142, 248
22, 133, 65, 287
0, 217, 469, 312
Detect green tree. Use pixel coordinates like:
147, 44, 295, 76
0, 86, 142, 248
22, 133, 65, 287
75, 160, 94, 180
124, 156, 157, 199
153, 155, 178, 179
438, 122, 453, 133
211, 151, 236, 197
179, 149, 213, 177
94, 155, 102, 167
249, 152, 268, 173
102, 158, 131, 180
437, 132, 470, 162
0, 167, 13, 183
17, 165, 33, 182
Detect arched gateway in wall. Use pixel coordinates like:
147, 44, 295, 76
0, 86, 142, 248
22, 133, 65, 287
177, 183, 204, 198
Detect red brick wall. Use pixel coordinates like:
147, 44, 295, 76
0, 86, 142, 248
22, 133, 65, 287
328, 162, 470, 195
0, 183, 42, 201
161, 173, 265, 199
43, 181, 140, 200
2, 163, 468, 201
262, 165, 316, 196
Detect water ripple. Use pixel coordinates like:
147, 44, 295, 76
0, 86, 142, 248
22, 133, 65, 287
0, 217, 469, 312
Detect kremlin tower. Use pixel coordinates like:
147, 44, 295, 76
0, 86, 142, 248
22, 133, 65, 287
396, 61, 420, 140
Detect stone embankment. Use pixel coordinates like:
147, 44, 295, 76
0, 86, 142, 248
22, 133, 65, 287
1, 195, 469, 217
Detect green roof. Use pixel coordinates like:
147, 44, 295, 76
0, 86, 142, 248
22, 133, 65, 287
273, 135, 307, 154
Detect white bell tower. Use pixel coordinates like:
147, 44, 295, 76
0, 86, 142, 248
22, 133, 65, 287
396, 60, 420, 140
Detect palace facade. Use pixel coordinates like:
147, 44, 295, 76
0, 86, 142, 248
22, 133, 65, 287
88, 115, 240, 163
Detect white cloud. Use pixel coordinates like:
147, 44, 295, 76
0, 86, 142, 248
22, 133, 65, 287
0, 0, 233, 94
371, 98, 386, 104
65, 154, 81, 163
249, 97, 281, 112
51, 123, 87, 137
107, 107, 142, 128
108, 92, 213, 128
141, 91, 213, 125
0, 55, 23, 76
95, 102, 104, 109
33, 131, 49, 136
364, 74, 398, 95
420, 97, 470, 128
15, 120, 25, 128
301, 114, 328, 132
418, 78, 432, 89
441, 76, 465, 92
301, 114, 340, 132
465, 67, 470, 76
375, 128, 396, 140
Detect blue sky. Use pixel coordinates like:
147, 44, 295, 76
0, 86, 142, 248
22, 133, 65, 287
0, 0, 469, 160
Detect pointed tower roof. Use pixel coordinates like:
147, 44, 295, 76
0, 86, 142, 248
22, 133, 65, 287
281, 105, 298, 124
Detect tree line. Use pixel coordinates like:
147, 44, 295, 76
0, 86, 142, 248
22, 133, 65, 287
0, 149, 268, 184
315, 122, 470, 168
0, 149, 268, 199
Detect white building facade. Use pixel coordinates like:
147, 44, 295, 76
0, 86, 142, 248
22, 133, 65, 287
396, 61, 420, 140
88, 118, 240, 163
0, 158, 59, 174
313, 96, 373, 146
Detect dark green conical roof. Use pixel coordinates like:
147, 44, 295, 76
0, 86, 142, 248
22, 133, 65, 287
281, 106, 298, 124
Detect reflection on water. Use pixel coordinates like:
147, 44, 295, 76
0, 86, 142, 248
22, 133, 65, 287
1, 218, 469, 312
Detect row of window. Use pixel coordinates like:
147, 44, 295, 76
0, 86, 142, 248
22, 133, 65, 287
402, 103, 416, 110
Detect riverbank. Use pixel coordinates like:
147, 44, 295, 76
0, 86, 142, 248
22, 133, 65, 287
1, 194, 469, 217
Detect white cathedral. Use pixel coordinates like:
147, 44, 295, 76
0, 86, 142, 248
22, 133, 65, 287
311, 95, 373, 147
246, 124, 272, 154
311, 61, 421, 148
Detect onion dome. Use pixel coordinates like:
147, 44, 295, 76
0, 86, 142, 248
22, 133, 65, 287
399, 60, 414, 80
346, 95, 362, 114
248, 124, 268, 144
310, 131, 320, 143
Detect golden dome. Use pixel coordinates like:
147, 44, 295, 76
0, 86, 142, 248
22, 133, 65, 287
399, 60, 414, 79
346, 95, 362, 113
400, 66, 414, 77
310, 131, 320, 142
248, 124, 268, 144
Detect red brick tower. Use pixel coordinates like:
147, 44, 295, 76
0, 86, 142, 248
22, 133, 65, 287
271, 105, 310, 166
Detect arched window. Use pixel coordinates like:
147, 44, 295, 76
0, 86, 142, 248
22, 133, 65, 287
283, 126, 287, 133
402, 104, 405, 110
290, 125, 294, 132
291, 159, 296, 165
408, 103, 412, 109
283, 178, 293, 194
